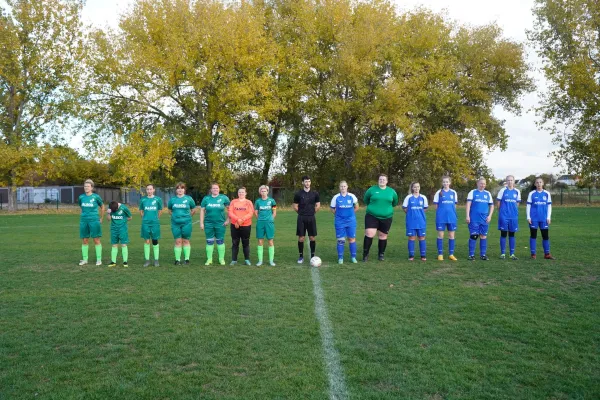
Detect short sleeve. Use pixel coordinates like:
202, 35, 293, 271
293, 191, 300, 204
433, 190, 440, 204
402, 195, 410, 208
223, 195, 231, 206
423, 196, 429, 208
123, 205, 132, 217
453, 190, 458, 203
95, 194, 103, 206
167, 198, 173, 210
78, 195, 82, 206
271, 198, 277, 208
546, 191, 552, 204
527, 191, 533, 204
188, 196, 196, 209
315, 191, 320, 203
200, 196, 208, 208
138, 197, 144, 209
497, 188, 505, 201
516, 189, 522, 202
157, 198, 163, 210
330, 194, 338, 208
392, 189, 399, 207
487, 191, 493, 204
351, 194, 358, 204
467, 190, 474, 202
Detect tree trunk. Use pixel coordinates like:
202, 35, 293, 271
8, 177, 17, 212
261, 123, 280, 184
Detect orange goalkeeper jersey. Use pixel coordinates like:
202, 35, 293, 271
228, 198, 254, 226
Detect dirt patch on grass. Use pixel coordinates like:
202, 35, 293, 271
463, 280, 499, 288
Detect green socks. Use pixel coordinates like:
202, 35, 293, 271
122, 246, 128, 263
82, 244, 89, 261
183, 245, 191, 261
217, 243, 225, 263
153, 244, 159, 260
144, 243, 150, 260
206, 244, 214, 261
174, 246, 182, 261
257, 245, 264, 263
111, 246, 118, 263
95, 245, 102, 261
269, 245, 275, 262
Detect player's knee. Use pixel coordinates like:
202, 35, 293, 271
508, 232, 515, 238
530, 228, 538, 239
500, 230, 508, 238
541, 229, 549, 240
337, 239, 346, 245
152, 239, 158, 245
206, 238, 215, 245
470, 234, 479, 241
216, 239, 224, 245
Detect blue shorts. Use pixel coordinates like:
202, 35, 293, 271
406, 228, 426, 237
469, 223, 489, 236
498, 218, 519, 232
436, 222, 457, 231
335, 223, 356, 239
529, 220, 549, 229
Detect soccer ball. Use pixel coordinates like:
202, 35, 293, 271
310, 256, 322, 267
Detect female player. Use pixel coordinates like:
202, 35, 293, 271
78, 179, 104, 266
200, 182, 230, 265
254, 185, 277, 266
108, 200, 132, 268
330, 181, 359, 264
228, 187, 254, 265
402, 182, 428, 261
466, 177, 494, 261
433, 176, 458, 261
167, 182, 196, 265
139, 183, 163, 267
527, 177, 554, 259
496, 175, 521, 260
362, 174, 399, 262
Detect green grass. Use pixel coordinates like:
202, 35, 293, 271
1, 208, 599, 399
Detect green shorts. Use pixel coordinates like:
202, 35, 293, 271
111, 227, 130, 245
256, 220, 275, 240
171, 220, 193, 240
80, 220, 102, 239
141, 222, 161, 240
204, 223, 226, 240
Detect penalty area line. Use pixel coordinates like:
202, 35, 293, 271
311, 266, 349, 400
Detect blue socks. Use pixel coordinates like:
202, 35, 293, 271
449, 239, 455, 255
337, 240, 344, 259
480, 238, 487, 256
419, 240, 426, 257
408, 240, 415, 257
530, 238, 537, 254
500, 236, 506, 254
349, 241, 357, 258
469, 238, 476, 256
543, 239, 550, 254
509, 236, 516, 255
437, 238, 443, 255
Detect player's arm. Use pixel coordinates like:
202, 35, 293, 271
330, 195, 336, 215
158, 199, 164, 218
272, 206, 277, 219
526, 191, 533, 223
465, 201, 471, 223
423, 196, 429, 212
433, 190, 439, 211
199, 207, 205, 230
402, 195, 409, 214
547, 192, 552, 224
99, 204, 105, 222
228, 201, 238, 225
125, 206, 133, 221
486, 204, 494, 223
189, 200, 197, 217
315, 192, 321, 212
223, 206, 230, 226
242, 201, 254, 223
139, 200, 144, 218
293, 192, 300, 213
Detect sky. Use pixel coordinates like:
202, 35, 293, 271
78, 0, 561, 180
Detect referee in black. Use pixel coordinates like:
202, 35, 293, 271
293, 175, 320, 263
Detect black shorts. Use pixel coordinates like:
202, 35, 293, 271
365, 213, 393, 234
297, 215, 317, 237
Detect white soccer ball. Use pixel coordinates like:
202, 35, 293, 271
310, 256, 322, 268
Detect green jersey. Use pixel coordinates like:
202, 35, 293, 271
254, 197, 276, 221
78, 193, 103, 222
168, 195, 196, 224
110, 204, 132, 230
200, 194, 230, 225
364, 185, 399, 219
139, 196, 163, 223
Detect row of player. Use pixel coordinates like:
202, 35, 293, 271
76, 174, 554, 267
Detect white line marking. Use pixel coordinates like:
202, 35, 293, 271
311, 267, 349, 400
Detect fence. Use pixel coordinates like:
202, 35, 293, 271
2, 186, 599, 211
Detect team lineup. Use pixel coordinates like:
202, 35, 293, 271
76, 173, 555, 267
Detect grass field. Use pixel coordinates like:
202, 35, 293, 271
1, 207, 599, 399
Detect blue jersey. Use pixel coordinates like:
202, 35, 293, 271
467, 189, 493, 224
496, 187, 521, 220
330, 193, 358, 224
402, 194, 428, 229
433, 189, 457, 224
527, 190, 552, 221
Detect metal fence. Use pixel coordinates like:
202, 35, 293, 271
2, 185, 599, 211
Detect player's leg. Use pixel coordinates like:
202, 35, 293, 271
529, 222, 539, 259
377, 218, 391, 261
241, 226, 251, 265
541, 226, 553, 259
335, 224, 346, 263
307, 216, 317, 258
468, 222, 478, 260
436, 223, 445, 259
256, 221, 265, 266
363, 214, 378, 261
508, 219, 518, 259
142, 224, 151, 266
479, 224, 489, 260
215, 225, 226, 265
172, 223, 183, 265
418, 229, 427, 260
91, 221, 103, 266
347, 224, 357, 263
267, 222, 275, 266
109, 230, 119, 267
296, 216, 306, 263
181, 222, 192, 264
267, 238, 275, 266
230, 225, 241, 265
121, 228, 129, 267
80, 221, 91, 265
448, 225, 457, 261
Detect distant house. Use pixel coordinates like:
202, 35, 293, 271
556, 175, 578, 186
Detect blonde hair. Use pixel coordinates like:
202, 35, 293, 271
258, 185, 269, 194
84, 179, 94, 188
339, 180, 348, 186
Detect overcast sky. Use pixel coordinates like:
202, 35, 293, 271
78, 0, 561, 180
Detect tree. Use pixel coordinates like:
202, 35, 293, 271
0, 0, 85, 210
529, 0, 600, 180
